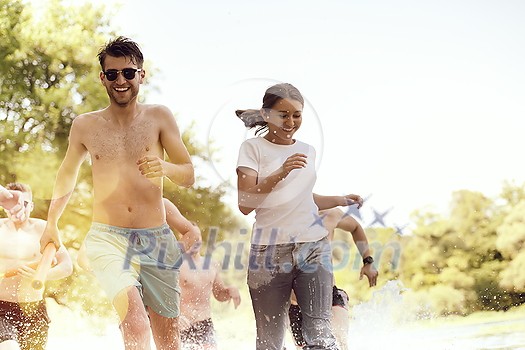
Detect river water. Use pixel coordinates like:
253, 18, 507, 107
46, 280, 525, 349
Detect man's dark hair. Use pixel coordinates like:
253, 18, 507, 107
5, 182, 32, 195
97, 36, 144, 70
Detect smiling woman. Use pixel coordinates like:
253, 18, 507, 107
234, 83, 365, 350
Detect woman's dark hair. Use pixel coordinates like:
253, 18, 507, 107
236, 83, 304, 135
97, 36, 144, 70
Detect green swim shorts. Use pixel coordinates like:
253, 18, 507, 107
84, 222, 182, 318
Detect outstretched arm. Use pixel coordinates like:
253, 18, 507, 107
313, 193, 363, 211
336, 214, 378, 287
325, 208, 378, 287
336, 214, 370, 258
17, 221, 73, 281
45, 245, 73, 281
40, 118, 88, 251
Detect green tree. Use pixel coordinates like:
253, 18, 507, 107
398, 187, 525, 315
497, 200, 525, 291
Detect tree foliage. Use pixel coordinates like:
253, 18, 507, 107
333, 182, 525, 317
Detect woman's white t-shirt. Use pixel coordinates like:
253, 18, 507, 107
237, 137, 327, 245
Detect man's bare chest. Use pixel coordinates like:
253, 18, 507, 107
0, 228, 40, 262
180, 267, 215, 288
85, 123, 160, 161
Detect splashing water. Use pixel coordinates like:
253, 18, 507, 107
348, 280, 436, 349
347, 280, 525, 350
45, 281, 525, 349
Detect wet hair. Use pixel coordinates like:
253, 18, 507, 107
236, 83, 304, 135
97, 36, 144, 70
5, 182, 31, 195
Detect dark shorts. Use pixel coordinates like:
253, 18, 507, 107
0, 300, 50, 350
332, 286, 349, 309
288, 285, 349, 346
180, 318, 216, 348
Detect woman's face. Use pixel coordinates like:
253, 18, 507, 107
264, 98, 303, 145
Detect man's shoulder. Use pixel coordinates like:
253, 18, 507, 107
72, 110, 105, 127
139, 104, 176, 125
142, 103, 171, 115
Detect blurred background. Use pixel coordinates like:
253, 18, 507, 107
1, 0, 524, 348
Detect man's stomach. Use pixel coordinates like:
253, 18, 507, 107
92, 171, 165, 228
0, 277, 44, 302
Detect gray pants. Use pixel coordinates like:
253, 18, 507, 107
247, 237, 339, 350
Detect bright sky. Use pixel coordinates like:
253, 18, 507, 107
34, 0, 525, 227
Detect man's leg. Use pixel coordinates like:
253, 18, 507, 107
331, 306, 349, 350
114, 287, 152, 350
148, 306, 180, 350
18, 301, 49, 350
0, 340, 20, 350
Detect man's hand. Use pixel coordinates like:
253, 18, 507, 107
137, 156, 167, 179
17, 264, 37, 279
40, 223, 61, 253
181, 226, 202, 255
1, 190, 27, 222
360, 263, 379, 287
0, 186, 12, 201
228, 287, 241, 308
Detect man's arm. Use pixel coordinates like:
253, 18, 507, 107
40, 118, 88, 251
16, 221, 73, 281
331, 210, 378, 287
45, 245, 73, 281
335, 212, 371, 259
212, 264, 241, 308
138, 105, 194, 187
163, 198, 201, 252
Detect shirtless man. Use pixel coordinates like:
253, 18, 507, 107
39, 37, 197, 350
289, 207, 379, 350
0, 183, 72, 350
163, 199, 241, 350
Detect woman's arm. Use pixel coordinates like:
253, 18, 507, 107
237, 152, 308, 215
313, 193, 363, 211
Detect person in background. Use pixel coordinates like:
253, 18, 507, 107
288, 207, 379, 350
164, 198, 241, 350
0, 182, 73, 350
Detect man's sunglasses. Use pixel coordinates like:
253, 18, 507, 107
102, 68, 142, 81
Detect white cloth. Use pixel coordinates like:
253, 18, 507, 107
237, 137, 327, 244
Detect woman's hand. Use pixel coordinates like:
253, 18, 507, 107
280, 153, 307, 179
